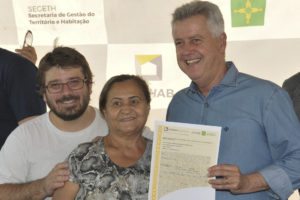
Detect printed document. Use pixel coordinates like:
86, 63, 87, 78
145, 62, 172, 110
149, 121, 221, 200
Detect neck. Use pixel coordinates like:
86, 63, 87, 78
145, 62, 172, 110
195, 62, 228, 97
105, 131, 145, 149
104, 132, 146, 167
49, 106, 95, 132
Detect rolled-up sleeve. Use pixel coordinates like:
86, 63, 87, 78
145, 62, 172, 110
260, 165, 293, 199
262, 88, 300, 199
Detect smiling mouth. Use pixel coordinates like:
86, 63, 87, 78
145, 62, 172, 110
186, 58, 201, 65
120, 117, 135, 122
57, 95, 79, 104
62, 99, 75, 104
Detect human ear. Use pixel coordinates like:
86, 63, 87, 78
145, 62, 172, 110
219, 32, 227, 52
43, 93, 47, 103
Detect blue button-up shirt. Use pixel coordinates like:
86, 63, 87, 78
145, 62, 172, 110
166, 62, 300, 200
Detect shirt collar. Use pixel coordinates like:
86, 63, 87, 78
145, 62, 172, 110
219, 61, 238, 87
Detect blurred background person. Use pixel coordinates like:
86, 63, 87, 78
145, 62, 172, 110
53, 74, 152, 200
0, 47, 46, 149
282, 72, 300, 195
282, 72, 300, 121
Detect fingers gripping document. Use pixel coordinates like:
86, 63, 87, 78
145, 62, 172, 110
149, 121, 221, 200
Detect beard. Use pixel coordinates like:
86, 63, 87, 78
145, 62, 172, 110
46, 92, 90, 121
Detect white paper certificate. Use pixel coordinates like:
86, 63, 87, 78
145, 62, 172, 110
149, 121, 221, 200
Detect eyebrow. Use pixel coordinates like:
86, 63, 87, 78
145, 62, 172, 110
129, 96, 142, 100
110, 96, 143, 101
47, 76, 83, 84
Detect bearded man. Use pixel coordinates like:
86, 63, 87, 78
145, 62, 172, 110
0, 47, 108, 200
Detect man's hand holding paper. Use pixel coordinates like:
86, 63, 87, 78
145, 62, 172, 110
149, 121, 221, 200
208, 164, 269, 194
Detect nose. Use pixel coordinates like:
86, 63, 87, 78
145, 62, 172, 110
178, 43, 193, 56
61, 83, 73, 94
120, 103, 132, 114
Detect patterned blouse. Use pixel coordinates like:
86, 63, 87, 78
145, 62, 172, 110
67, 137, 152, 200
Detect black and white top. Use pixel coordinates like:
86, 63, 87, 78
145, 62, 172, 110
67, 137, 152, 200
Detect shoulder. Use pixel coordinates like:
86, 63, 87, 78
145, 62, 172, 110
142, 126, 153, 140
92, 107, 108, 134
0, 49, 36, 72
225, 62, 282, 94
283, 72, 300, 90
144, 137, 153, 154
170, 86, 191, 101
0, 113, 50, 159
144, 137, 153, 145
237, 72, 284, 94
235, 73, 293, 110
67, 139, 104, 165
94, 107, 107, 124
8, 113, 49, 139
69, 141, 95, 158
167, 86, 194, 112
167, 86, 191, 115
138, 137, 152, 166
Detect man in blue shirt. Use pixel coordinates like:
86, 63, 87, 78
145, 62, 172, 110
167, 1, 300, 199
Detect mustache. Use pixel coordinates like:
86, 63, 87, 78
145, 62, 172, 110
56, 95, 79, 103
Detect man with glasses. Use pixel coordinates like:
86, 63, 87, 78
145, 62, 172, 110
0, 47, 109, 199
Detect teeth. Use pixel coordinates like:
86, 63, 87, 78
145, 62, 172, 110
63, 100, 74, 104
186, 59, 200, 65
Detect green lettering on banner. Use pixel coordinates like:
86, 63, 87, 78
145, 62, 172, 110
231, 0, 266, 27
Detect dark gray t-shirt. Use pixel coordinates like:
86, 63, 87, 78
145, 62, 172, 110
67, 137, 152, 200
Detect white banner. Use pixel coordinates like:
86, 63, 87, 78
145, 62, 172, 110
12, 0, 107, 45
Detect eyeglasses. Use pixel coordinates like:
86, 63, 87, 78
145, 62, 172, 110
45, 78, 88, 94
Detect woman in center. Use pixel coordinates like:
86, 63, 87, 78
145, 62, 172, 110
53, 74, 152, 200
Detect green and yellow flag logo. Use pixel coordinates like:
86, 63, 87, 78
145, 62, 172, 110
231, 0, 266, 27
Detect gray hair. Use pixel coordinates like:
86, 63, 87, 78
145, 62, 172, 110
171, 1, 224, 37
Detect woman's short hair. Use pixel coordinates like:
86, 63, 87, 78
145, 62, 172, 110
99, 74, 151, 116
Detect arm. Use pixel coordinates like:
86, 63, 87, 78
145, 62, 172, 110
18, 116, 38, 125
209, 87, 300, 198
260, 88, 300, 198
0, 162, 70, 200
52, 181, 79, 200
208, 164, 269, 194
208, 88, 300, 198
0, 179, 46, 200
15, 46, 37, 64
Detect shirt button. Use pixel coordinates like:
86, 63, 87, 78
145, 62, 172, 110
224, 127, 229, 131
205, 103, 209, 107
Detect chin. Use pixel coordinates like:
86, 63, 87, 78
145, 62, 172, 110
121, 127, 142, 134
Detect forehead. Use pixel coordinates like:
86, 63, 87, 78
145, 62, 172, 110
172, 14, 209, 38
45, 66, 83, 83
108, 80, 145, 99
